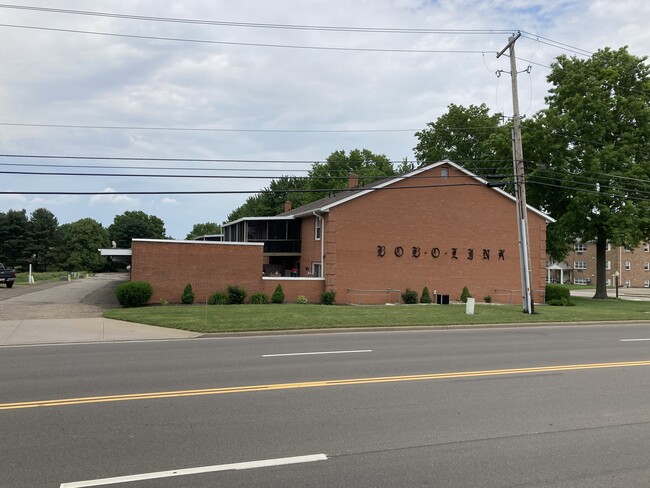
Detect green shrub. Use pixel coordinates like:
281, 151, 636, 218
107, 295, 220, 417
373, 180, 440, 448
320, 290, 336, 305
547, 297, 575, 306
272, 284, 285, 304
181, 283, 195, 304
546, 284, 571, 303
207, 292, 229, 305
483, 295, 492, 303
420, 287, 432, 304
250, 292, 269, 304
296, 295, 309, 304
115, 281, 153, 308
228, 285, 247, 304
460, 286, 472, 303
401, 288, 418, 304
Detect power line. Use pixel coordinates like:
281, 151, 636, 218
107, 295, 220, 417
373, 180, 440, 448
0, 23, 494, 54
0, 122, 420, 133
0, 4, 515, 35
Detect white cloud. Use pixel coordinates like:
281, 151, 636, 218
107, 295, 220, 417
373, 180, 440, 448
89, 188, 140, 206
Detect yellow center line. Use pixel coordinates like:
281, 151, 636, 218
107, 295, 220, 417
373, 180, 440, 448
2, 360, 650, 411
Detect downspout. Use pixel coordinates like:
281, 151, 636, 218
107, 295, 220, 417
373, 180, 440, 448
313, 211, 324, 278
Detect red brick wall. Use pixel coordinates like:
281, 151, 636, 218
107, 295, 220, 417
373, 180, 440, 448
261, 278, 325, 303
325, 165, 548, 304
131, 240, 266, 304
300, 215, 322, 276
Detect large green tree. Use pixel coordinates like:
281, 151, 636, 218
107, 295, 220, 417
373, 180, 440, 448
226, 149, 395, 221
185, 222, 223, 240
1, 209, 29, 268
226, 176, 309, 222
527, 47, 650, 299
414, 103, 511, 175
108, 211, 166, 248
55, 218, 110, 272
26, 208, 59, 271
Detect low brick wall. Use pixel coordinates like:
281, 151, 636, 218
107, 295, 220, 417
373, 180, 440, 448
131, 239, 266, 304
262, 277, 325, 303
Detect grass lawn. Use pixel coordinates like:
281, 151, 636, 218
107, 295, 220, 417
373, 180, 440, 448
14, 271, 69, 284
103, 297, 650, 334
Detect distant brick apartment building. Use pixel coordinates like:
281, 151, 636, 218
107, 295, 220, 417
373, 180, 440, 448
129, 160, 553, 304
550, 241, 650, 288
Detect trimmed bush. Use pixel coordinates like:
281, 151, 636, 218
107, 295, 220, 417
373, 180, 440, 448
228, 285, 247, 304
115, 281, 153, 308
181, 283, 195, 304
401, 288, 418, 304
460, 286, 472, 303
296, 295, 309, 304
420, 287, 432, 304
547, 297, 576, 306
320, 290, 336, 305
546, 284, 571, 303
208, 292, 229, 305
272, 284, 285, 304
483, 295, 492, 303
250, 292, 270, 304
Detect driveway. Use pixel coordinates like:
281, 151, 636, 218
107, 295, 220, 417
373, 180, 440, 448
0, 273, 199, 345
0, 272, 127, 320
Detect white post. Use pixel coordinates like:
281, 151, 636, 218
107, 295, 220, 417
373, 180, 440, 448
465, 297, 475, 315
28, 264, 35, 284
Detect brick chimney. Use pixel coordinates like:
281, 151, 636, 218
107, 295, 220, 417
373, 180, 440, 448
348, 173, 359, 188
284, 200, 292, 212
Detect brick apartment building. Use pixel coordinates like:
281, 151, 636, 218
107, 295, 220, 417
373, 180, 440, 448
129, 160, 553, 304
550, 241, 650, 288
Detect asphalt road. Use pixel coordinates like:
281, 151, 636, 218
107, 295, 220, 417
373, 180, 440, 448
3, 324, 650, 487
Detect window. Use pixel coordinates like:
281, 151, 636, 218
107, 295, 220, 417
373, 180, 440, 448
607, 242, 612, 251
574, 261, 586, 269
606, 260, 611, 270
574, 278, 589, 285
574, 243, 587, 253
645, 280, 650, 288
644, 243, 650, 252
625, 279, 631, 288
646, 262, 650, 271
625, 261, 631, 271
606, 279, 611, 286
314, 217, 321, 240
312, 262, 322, 277
441, 167, 449, 179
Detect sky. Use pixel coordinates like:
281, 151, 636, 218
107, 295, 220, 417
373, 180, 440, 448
0, 0, 648, 239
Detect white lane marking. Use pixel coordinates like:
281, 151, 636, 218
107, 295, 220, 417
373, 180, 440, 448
619, 338, 650, 342
60, 453, 328, 487
263, 349, 372, 357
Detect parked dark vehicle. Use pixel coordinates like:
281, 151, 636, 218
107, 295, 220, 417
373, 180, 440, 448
0, 263, 16, 288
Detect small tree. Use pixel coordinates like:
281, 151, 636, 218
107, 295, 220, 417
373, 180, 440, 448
271, 284, 285, 304
181, 283, 195, 304
460, 286, 472, 303
420, 287, 432, 304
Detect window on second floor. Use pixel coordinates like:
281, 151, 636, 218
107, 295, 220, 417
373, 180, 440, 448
314, 217, 321, 240
574, 261, 587, 269
644, 243, 650, 252
606, 260, 611, 270
574, 243, 587, 253
625, 261, 631, 270
645, 262, 650, 271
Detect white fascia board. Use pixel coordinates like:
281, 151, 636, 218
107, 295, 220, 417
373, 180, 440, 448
99, 248, 132, 256
132, 238, 264, 247
223, 216, 295, 227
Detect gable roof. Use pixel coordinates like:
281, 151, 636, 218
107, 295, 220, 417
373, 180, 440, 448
280, 159, 554, 222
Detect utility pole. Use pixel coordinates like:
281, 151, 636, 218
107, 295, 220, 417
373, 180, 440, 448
497, 32, 534, 314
